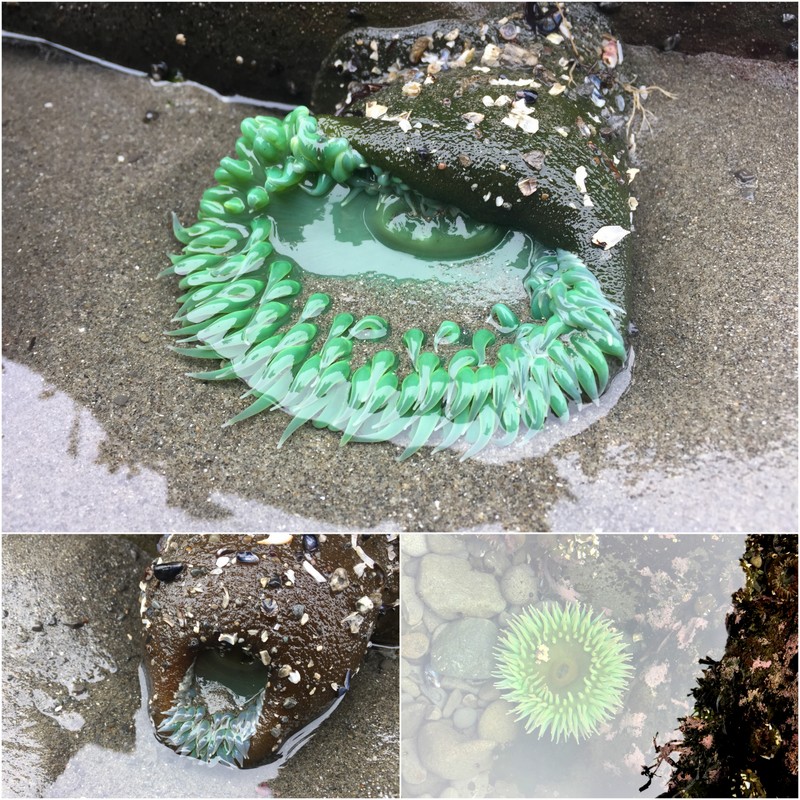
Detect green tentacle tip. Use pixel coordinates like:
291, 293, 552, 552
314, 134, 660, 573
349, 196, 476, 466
163, 106, 629, 459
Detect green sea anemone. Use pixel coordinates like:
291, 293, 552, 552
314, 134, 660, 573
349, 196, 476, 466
162, 12, 638, 460
163, 106, 627, 460
494, 602, 633, 743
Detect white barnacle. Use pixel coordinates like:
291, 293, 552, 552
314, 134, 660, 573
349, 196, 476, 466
573, 166, 589, 194
356, 596, 374, 613
365, 101, 388, 119
341, 611, 365, 634
218, 632, 237, 646
329, 567, 350, 593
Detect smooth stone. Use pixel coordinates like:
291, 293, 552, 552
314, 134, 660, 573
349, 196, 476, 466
426, 705, 443, 721
482, 546, 512, 577
403, 580, 425, 627
430, 618, 498, 680
441, 689, 463, 719
478, 699, 521, 746
450, 772, 490, 797
401, 676, 421, 699
401, 737, 428, 785
417, 554, 506, 620
423, 606, 446, 634
452, 707, 478, 730
402, 630, 430, 661
417, 721, 496, 781
478, 682, 502, 703
500, 563, 539, 605
402, 533, 429, 558
401, 702, 429, 739
426, 534, 466, 555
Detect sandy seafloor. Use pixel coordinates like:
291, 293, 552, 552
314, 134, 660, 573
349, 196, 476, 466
0, 534, 399, 798
2, 41, 797, 532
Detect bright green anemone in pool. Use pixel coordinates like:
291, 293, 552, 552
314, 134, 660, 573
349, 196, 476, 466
162, 107, 627, 460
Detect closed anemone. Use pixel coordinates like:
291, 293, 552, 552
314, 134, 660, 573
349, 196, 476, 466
494, 602, 633, 743
156, 649, 269, 767
163, 107, 627, 460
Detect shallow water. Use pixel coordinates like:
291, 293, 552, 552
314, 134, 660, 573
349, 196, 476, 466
400, 533, 748, 797
268, 184, 534, 305
47, 668, 296, 798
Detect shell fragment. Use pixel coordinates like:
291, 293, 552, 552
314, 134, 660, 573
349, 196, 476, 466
591, 225, 630, 250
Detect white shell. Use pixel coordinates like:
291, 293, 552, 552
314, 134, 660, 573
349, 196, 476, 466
591, 225, 631, 250
256, 534, 293, 545
573, 166, 589, 194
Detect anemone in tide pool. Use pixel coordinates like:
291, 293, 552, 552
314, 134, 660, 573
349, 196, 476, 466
163, 107, 628, 460
494, 602, 633, 743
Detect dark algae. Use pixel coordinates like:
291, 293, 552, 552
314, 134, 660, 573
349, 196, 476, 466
642, 534, 798, 797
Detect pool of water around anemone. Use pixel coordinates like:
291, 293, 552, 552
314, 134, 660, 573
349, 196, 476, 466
266, 184, 535, 310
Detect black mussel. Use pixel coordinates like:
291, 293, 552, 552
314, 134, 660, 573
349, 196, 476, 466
302, 534, 319, 552
261, 598, 278, 614
516, 89, 539, 105
524, 2, 563, 34
337, 669, 352, 697
237, 551, 260, 564
153, 561, 185, 582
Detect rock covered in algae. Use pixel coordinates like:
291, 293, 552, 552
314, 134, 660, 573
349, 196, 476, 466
139, 533, 398, 767
642, 534, 798, 797
315, 9, 635, 313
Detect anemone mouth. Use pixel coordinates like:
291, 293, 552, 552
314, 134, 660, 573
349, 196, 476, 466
163, 107, 628, 460
494, 602, 633, 744
362, 191, 506, 259
156, 648, 269, 767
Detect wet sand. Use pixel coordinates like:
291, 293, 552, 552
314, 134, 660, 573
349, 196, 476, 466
2, 41, 796, 532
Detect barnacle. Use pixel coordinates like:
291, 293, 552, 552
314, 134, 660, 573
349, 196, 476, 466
163, 98, 630, 460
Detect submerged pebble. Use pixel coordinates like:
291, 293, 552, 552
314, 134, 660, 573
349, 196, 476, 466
430, 618, 499, 680
417, 554, 506, 619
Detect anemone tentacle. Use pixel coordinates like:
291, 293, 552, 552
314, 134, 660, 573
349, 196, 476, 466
164, 107, 627, 459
